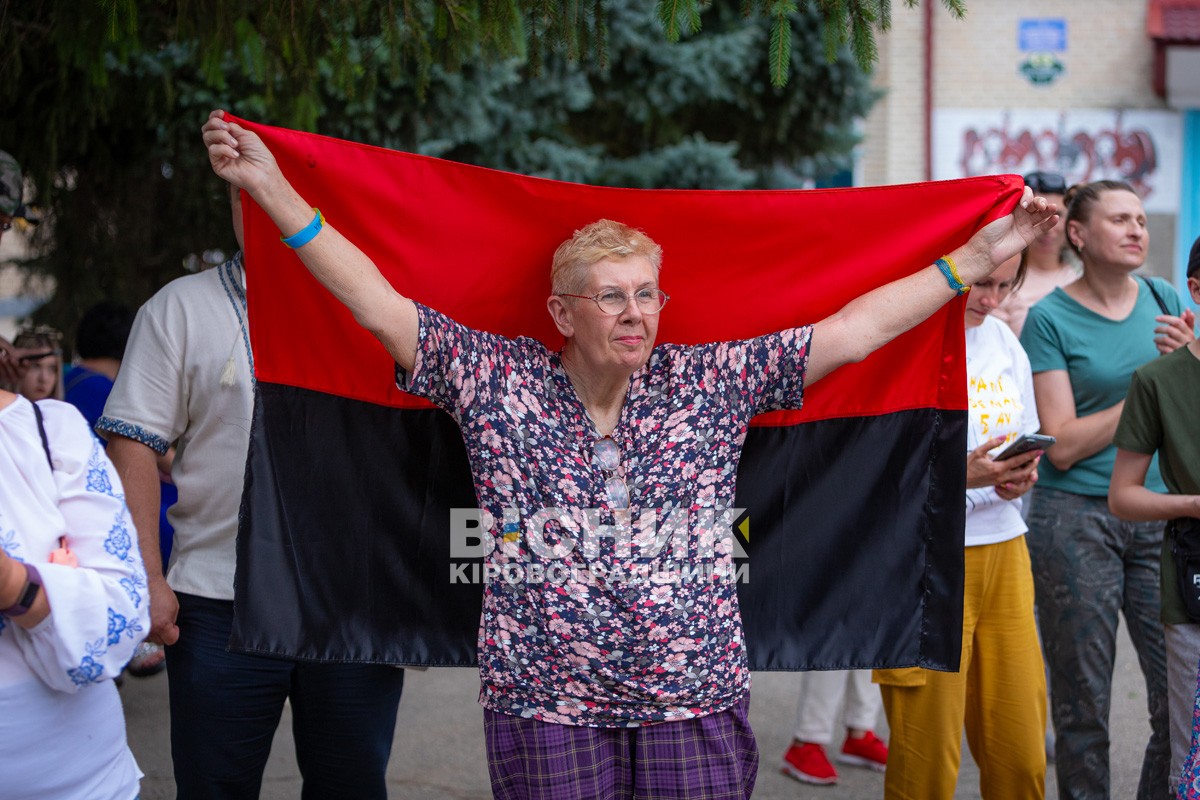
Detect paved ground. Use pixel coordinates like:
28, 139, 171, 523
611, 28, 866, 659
123, 622, 1153, 799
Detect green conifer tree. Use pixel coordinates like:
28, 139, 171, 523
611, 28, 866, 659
0, 1, 955, 336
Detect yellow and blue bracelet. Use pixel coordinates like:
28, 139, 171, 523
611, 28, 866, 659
935, 255, 969, 294
281, 208, 325, 249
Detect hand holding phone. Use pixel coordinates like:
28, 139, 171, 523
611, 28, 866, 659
995, 433, 1056, 461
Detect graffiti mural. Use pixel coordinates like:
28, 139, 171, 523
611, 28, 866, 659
934, 109, 1183, 213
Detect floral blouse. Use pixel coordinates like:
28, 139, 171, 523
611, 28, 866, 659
402, 304, 810, 726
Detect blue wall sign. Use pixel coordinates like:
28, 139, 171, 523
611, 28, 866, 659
1018, 19, 1067, 53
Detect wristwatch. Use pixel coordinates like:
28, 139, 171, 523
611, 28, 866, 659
1, 562, 43, 617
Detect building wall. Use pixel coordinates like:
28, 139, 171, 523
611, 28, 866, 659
934, 1, 1159, 109
861, 5, 926, 186
861, 1, 1186, 285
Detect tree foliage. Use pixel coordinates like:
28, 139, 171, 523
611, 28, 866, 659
0, 0, 951, 341
2, 1, 963, 136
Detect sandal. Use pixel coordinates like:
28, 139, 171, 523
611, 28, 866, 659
125, 641, 166, 677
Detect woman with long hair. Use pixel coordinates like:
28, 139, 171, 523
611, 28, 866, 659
12, 326, 64, 401
1020, 180, 1196, 799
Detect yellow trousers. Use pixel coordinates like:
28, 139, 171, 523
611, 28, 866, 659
875, 535, 1047, 800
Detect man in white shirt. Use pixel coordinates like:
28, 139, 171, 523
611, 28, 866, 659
101, 186, 404, 799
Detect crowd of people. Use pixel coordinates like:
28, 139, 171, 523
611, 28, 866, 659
1, 112, 1198, 800
773, 177, 1200, 800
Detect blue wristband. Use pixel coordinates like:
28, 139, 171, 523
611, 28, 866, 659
280, 209, 325, 249
935, 256, 969, 295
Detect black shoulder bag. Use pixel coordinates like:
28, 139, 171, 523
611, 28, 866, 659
1170, 517, 1200, 621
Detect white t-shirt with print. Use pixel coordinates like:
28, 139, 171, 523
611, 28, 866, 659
964, 315, 1040, 547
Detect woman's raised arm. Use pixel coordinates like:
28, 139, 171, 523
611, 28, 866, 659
202, 110, 420, 371
806, 187, 1058, 385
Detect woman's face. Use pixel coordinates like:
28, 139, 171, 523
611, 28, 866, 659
965, 255, 1021, 328
1069, 189, 1148, 272
18, 353, 58, 401
556, 255, 661, 375
1027, 192, 1067, 264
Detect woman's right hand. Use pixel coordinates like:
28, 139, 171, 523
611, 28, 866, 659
201, 109, 280, 196
967, 435, 1041, 490
1155, 309, 1196, 355
0, 336, 33, 387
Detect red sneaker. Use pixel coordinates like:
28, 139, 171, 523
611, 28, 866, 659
838, 730, 888, 772
781, 741, 839, 785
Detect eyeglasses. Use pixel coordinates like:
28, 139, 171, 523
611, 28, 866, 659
1023, 171, 1067, 195
593, 436, 630, 509
561, 288, 669, 316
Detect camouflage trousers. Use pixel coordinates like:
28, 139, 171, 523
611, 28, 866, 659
1026, 487, 1170, 800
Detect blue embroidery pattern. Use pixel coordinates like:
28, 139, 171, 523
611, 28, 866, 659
120, 571, 147, 607
95, 417, 170, 455
68, 639, 107, 686
103, 515, 134, 562
106, 608, 144, 646
85, 439, 115, 496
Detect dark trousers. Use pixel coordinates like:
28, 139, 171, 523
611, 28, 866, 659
1026, 487, 1169, 800
166, 592, 404, 800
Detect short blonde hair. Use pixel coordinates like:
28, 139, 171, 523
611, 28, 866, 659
551, 219, 663, 295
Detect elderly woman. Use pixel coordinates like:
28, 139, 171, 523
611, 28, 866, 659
0, 388, 149, 798
203, 109, 1057, 799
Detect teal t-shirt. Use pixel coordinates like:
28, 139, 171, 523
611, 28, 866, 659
1019, 276, 1182, 496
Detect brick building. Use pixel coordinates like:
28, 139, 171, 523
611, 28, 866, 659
861, 0, 1200, 294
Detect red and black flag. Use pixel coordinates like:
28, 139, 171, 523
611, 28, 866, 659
230, 115, 1021, 671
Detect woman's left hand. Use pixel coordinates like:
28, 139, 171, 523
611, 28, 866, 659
1155, 309, 1196, 355
995, 467, 1038, 501
959, 187, 1060, 284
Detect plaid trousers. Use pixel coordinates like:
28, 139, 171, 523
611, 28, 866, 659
484, 698, 758, 800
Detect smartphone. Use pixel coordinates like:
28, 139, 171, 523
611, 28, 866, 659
995, 433, 1056, 461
